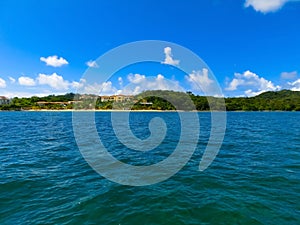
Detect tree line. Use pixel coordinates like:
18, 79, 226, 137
1, 90, 300, 111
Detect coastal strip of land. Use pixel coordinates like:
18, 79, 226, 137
1, 90, 300, 111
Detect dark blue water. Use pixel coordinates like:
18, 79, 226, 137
0, 112, 299, 224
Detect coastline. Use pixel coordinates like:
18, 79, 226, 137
0, 109, 177, 112
0, 109, 297, 112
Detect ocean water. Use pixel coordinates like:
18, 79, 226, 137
0, 111, 299, 225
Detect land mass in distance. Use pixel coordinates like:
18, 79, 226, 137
1, 90, 300, 111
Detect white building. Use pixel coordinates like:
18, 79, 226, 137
100, 95, 134, 102
0, 96, 10, 105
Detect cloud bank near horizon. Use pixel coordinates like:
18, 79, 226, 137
0, 48, 299, 98
1, 69, 300, 98
226, 70, 281, 96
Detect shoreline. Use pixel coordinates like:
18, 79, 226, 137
0, 109, 298, 112
0, 109, 199, 112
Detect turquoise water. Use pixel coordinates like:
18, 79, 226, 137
1, 112, 299, 224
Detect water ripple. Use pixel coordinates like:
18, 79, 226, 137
0, 112, 299, 224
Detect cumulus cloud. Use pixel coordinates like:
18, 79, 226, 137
0, 78, 6, 88
226, 70, 281, 96
37, 73, 87, 91
123, 73, 182, 95
18, 76, 36, 86
244, 89, 267, 96
100, 81, 117, 94
86, 60, 99, 68
287, 79, 300, 91
244, 0, 291, 13
152, 74, 181, 90
71, 78, 86, 89
0, 90, 68, 98
281, 71, 297, 80
37, 73, 70, 90
9, 77, 16, 84
17, 73, 86, 92
79, 81, 118, 95
128, 73, 146, 84
185, 68, 216, 93
2, 74, 94, 97
162, 47, 180, 66
40, 55, 69, 67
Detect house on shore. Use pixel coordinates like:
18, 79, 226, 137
100, 94, 134, 102
36, 101, 82, 106
0, 96, 10, 105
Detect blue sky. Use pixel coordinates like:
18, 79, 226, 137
0, 0, 299, 97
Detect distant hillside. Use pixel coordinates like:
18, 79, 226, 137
1, 90, 300, 111
226, 90, 300, 111
254, 90, 300, 100
135, 90, 300, 111
136, 90, 300, 111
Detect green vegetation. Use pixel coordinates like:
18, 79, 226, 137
134, 90, 194, 110
133, 90, 300, 111
226, 90, 300, 111
1, 90, 300, 111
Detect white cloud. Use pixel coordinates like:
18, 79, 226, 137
281, 71, 297, 80
128, 73, 146, 84
100, 81, 116, 94
18, 76, 36, 86
122, 73, 182, 95
37, 73, 70, 90
244, 89, 267, 96
71, 78, 86, 89
153, 74, 181, 90
288, 79, 300, 91
162, 47, 180, 66
244, 0, 292, 13
79, 81, 118, 95
186, 68, 215, 93
118, 77, 123, 87
0, 90, 68, 98
86, 60, 99, 68
40, 55, 69, 67
0, 78, 6, 88
226, 70, 281, 96
3, 75, 87, 98
31, 73, 86, 92
226, 78, 244, 91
